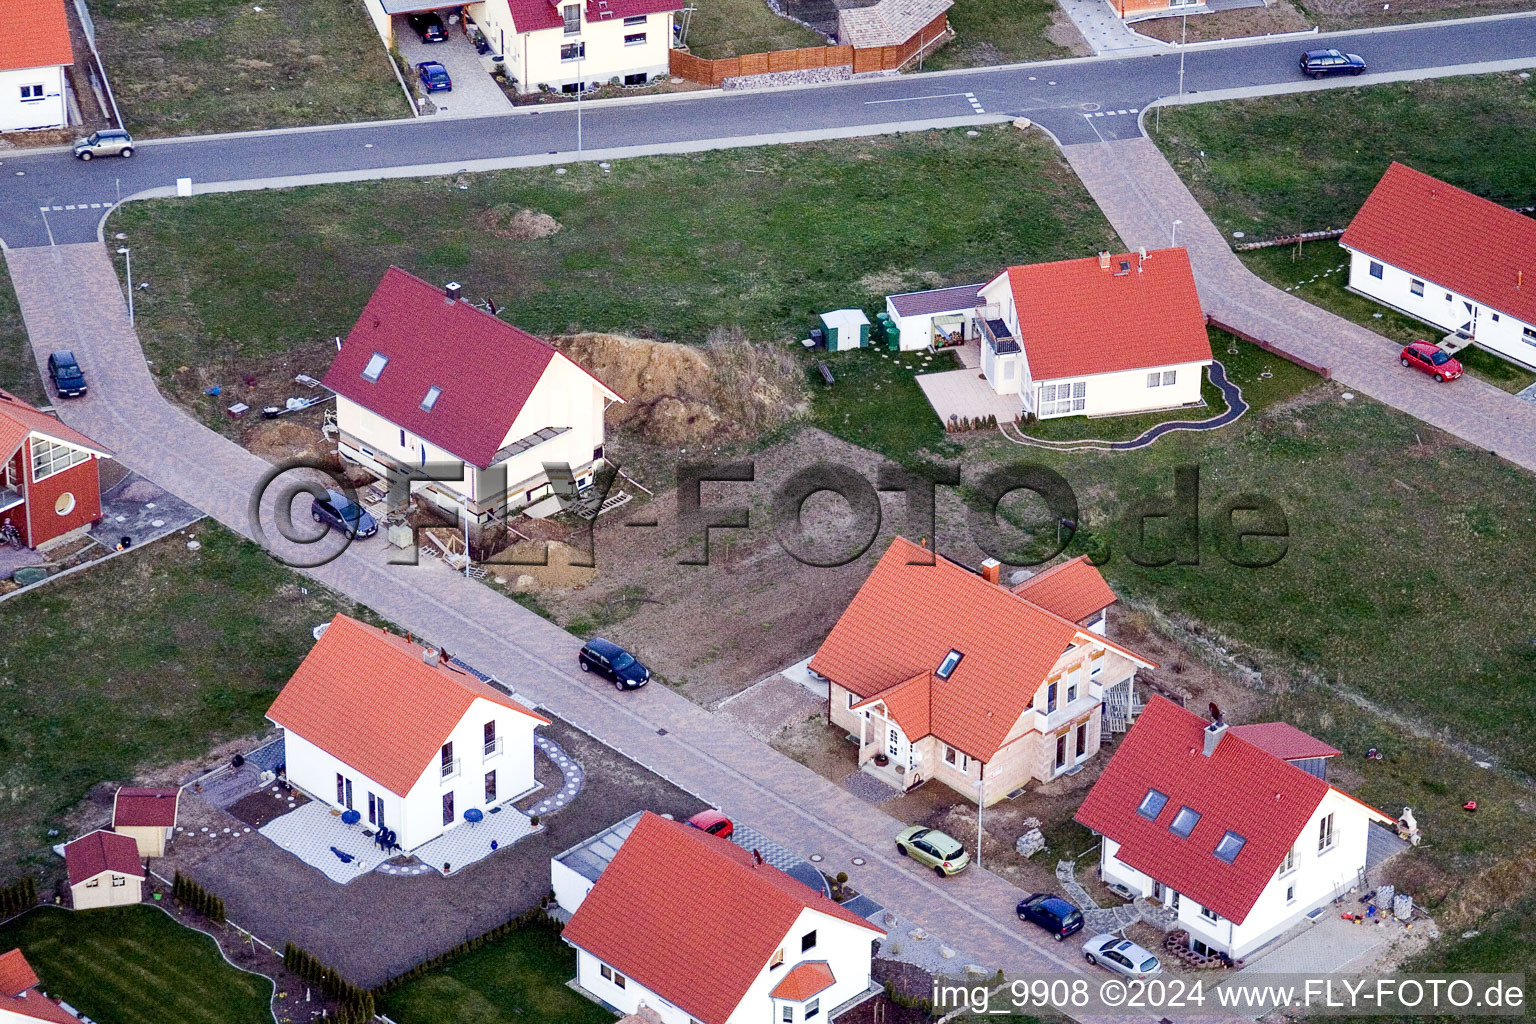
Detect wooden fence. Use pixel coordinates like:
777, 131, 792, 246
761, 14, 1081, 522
670, 12, 949, 87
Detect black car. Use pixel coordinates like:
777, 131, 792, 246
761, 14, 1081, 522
578, 637, 651, 690
310, 488, 378, 539
1299, 48, 1366, 78
47, 351, 87, 398
408, 11, 448, 42
1017, 893, 1085, 942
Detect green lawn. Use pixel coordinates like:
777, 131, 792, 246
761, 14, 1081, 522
683, 0, 825, 59
924, 0, 1079, 69
106, 126, 1117, 431
93, 0, 408, 137
808, 345, 962, 464
0, 525, 375, 876
0, 261, 44, 405
379, 923, 612, 1024
0, 906, 272, 1024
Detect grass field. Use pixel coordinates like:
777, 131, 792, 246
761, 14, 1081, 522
0, 905, 272, 1024
0, 525, 373, 876
379, 922, 612, 1024
683, 0, 825, 59
1289, 0, 1536, 30
105, 127, 1116, 430
93, 0, 408, 137
924, 0, 1081, 68
0, 262, 43, 405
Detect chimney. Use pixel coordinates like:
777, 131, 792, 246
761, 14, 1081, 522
1203, 701, 1227, 757
445, 281, 462, 303
980, 558, 1001, 585
422, 645, 439, 665
1138, 247, 1148, 271
1098, 251, 1111, 271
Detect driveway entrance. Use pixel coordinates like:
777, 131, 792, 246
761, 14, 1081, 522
393, 12, 513, 116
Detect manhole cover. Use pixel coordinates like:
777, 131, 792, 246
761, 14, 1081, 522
1080, 102, 1100, 112
810, 854, 823, 862
852, 857, 866, 866
657, 728, 668, 736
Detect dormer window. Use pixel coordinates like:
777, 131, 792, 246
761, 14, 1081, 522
421, 385, 442, 411
1169, 806, 1201, 838
1214, 830, 1247, 864
362, 352, 389, 382
1136, 788, 1168, 820
936, 650, 962, 679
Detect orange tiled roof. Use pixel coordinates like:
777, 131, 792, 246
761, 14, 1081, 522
0, 991, 80, 1024
0, 390, 111, 464
1000, 248, 1211, 381
562, 813, 882, 1024
0, 0, 72, 72
852, 672, 931, 742
770, 960, 836, 1000
810, 538, 1154, 760
266, 614, 549, 797
0, 950, 39, 998
1010, 556, 1117, 624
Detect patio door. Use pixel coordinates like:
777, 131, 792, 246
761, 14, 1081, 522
344, 778, 354, 810
1075, 723, 1088, 760
1055, 734, 1068, 770
442, 791, 455, 827
368, 792, 384, 827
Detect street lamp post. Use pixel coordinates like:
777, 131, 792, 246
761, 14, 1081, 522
117, 246, 133, 325
975, 774, 985, 871
1171, 219, 1182, 247
576, 57, 583, 153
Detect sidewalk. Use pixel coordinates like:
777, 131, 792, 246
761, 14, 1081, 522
1062, 136, 1536, 474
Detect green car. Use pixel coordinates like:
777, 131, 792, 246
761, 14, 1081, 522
895, 826, 971, 877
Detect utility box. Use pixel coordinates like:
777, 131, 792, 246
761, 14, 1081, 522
819, 308, 871, 351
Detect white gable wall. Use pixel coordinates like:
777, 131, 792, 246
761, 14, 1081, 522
467, 0, 672, 94
1033, 360, 1207, 420
0, 65, 68, 132
1343, 247, 1536, 370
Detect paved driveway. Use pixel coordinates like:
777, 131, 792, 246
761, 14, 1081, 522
395, 16, 513, 117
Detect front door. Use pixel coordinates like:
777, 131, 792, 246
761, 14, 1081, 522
1461, 301, 1478, 336
1075, 723, 1088, 760
344, 778, 353, 810
888, 725, 901, 760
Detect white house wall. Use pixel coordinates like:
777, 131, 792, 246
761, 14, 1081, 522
0, 65, 68, 132
1344, 247, 1536, 370
1035, 361, 1206, 420
469, 0, 671, 93
551, 858, 595, 915
362, 0, 392, 44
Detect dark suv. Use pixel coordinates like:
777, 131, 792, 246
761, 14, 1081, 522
578, 637, 651, 690
310, 488, 377, 539
47, 351, 87, 398
407, 11, 447, 42
1017, 894, 1085, 942
1299, 48, 1366, 78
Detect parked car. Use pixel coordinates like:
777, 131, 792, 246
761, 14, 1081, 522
72, 128, 134, 160
407, 11, 447, 42
309, 488, 378, 539
1083, 934, 1162, 978
1400, 340, 1462, 382
577, 637, 651, 689
416, 61, 452, 93
687, 810, 734, 838
1299, 48, 1366, 78
894, 826, 970, 877
1017, 893, 1085, 942
47, 350, 87, 397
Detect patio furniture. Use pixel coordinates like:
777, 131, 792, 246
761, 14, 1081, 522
340, 809, 361, 826
464, 808, 484, 827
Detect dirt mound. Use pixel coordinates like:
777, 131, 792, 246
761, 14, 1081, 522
482, 206, 562, 240
245, 420, 327, 462
485, 539, 597, 590
553, 328, 807, 445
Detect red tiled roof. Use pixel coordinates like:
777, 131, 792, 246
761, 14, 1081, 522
770, 961, 836, 1000
1075, 698, 1329, 924
585, 0, 679, 18
63, 830, 144, 888
562, 813, 882, 1024
1339, 162, 1536, 327
998, 248, 1211, 381
0, 949, 39, 998
112, 787, 181, 828
0, 0, 73, 72
504, 0, 560, 30
0, 992, 80, 1024
810, 537, 1154, 760
0, 390, 112, 464
266, 614, 549, 797
1229, 723, 1340, 763
322, 267, 618, 470
1010, 556, 1117, 624
505, 0, 677, 33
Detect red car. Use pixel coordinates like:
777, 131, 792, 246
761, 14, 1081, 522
1400, 341, 1462, 382
687, 810, 733, 839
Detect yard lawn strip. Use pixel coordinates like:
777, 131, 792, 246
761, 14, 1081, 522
92, 0, 409, 137
0, 905, 272, 1024
682, 0, 825, 60
378, 918, 615, 1024
106, 126, 1116, 436
807, 346, 963, 464
1291, 0, 1536, 30
923, 0, 1080, 69
0, 522, 378, 876
0, 261, 44, 405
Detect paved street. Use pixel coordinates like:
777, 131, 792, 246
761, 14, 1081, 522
6, 242, 1252, 1024
1063, 137, 1536, 474
2, 14, 1535, 247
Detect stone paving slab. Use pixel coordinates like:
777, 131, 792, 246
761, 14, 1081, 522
259, 802, 383, 884
526, 733, 584, 817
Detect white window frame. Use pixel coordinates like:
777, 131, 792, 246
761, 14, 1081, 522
623, 13, 646, 23
806, 997, 820, 1019
1278, 845, 1296, 876
31, 438, 90, 482
562, 3, 581, 33
1040, 381, 1086, 417
1368, 261, 1384, 280
1318, 812, 1336, 852
1523, 326, 1536, 347
1409, 278, 1425, 297
1285, 882, 1296, 904
624, 31, 646, 45
20, 84, 43, 101
561, 41, 585, 60
943, 745, 967, 771
1200, 905, 1219, 922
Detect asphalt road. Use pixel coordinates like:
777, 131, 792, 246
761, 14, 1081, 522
4, 13, 1536, 248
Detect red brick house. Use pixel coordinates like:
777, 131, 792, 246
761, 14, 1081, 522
0, 390, 111, 550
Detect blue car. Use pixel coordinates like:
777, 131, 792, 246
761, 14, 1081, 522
1299, 48, 1365, 79
417, 61, 452, 93
310, 488, 377, 539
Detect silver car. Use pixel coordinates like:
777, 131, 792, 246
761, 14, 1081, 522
1083, 934, 1162, 978
73, 129, 134, 160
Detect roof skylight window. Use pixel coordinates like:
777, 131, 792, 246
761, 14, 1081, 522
936, 650, 963, 680
421, 385, 442, 411
362, 352, 389, 382
1169, 806, 1201, 838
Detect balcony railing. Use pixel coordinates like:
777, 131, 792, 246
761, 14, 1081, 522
0, 484, 22, 512
440, 758, 461, 782
482, 737, 503, 763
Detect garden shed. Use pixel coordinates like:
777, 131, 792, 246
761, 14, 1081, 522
820, 309, 871, 351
